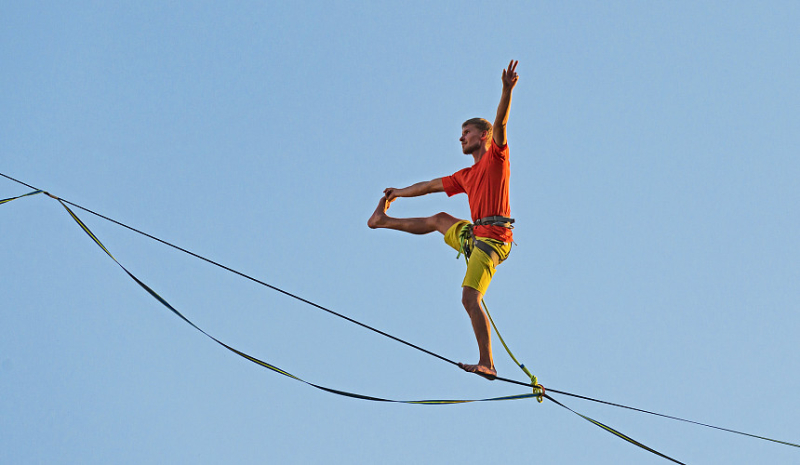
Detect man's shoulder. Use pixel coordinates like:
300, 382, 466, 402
442, 170, 468, 196
492, 138, 508, 150
489, 139, 509, 161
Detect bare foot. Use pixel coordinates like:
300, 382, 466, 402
458, 362, 497, 380
367, 196, 392, 229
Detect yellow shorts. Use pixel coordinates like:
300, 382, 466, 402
444, 220, 512, 295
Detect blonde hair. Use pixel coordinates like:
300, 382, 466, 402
462, 118, 492, 140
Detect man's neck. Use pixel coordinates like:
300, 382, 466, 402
470, 142, 490, 165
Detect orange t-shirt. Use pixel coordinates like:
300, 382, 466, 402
441, 140, 512, 243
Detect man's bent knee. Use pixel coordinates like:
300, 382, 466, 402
432, 212, 460, 235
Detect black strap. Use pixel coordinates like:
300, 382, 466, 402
474, 216, 515, 228
473, 239, 501, 267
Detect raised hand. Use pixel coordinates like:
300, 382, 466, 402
501, 60, 519, 91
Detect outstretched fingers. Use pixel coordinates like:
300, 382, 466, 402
507, 59, 518, 74
502, 60, 519, 89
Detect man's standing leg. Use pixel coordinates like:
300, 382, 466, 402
458, 287, 496, 379
369, 195, 496, 379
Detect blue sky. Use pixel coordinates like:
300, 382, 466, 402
2, 2, 799, 464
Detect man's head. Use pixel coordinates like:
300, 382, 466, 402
460, 118, 492, 154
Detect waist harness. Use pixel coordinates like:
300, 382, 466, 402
457, 216, 514, 267
473, 215, 515, 229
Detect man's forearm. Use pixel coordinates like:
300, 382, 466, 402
385, 178, 444, 200
397, 179, 437, 197
492, 89, 513, 147
494, 88, 513, 129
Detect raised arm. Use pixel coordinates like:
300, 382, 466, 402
384, 178, 444, 201
493, 60, 519, 147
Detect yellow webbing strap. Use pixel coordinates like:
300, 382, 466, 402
0, 189, 43, 205
457, 223, 544, 401
544, 393, 687, 464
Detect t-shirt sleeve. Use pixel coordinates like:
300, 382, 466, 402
492, 138, 509, 161
442, 170, 466, 197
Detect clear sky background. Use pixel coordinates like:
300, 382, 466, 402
2, 2, 799, 464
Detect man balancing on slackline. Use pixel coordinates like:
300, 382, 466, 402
368, 60, 519, 379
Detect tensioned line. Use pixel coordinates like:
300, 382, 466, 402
1, 185, 682, 464
3, 172, 798, 460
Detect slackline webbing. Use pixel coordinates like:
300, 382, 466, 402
3, 174, 799, 461
7, 188, 547, 405
0, 188, 678, 462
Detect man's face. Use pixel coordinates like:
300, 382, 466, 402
460, 124, 485, 154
